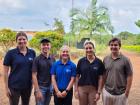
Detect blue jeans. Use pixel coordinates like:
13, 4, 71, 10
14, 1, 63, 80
36, 86, 52, 105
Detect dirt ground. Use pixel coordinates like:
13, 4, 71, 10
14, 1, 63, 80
0, 50, 140, 105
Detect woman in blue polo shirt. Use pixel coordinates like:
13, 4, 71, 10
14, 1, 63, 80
3, 32, 36, 105
74, 40, 105, 105
51, 45, 76, 105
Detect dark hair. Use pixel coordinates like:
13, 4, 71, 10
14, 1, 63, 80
108, 37, 121, 47
16, 32, 28, 41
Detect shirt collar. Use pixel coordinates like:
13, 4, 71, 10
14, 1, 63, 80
40, 53, 51, 59
58, 60, 71, 65
15, 47, 30, 54
84, 56, 97, 63
109, 52, 122, 60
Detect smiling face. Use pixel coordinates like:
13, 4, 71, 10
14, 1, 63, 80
109, 41, 120, 54
16, 35, 28, 48
84, 43, 95, 56
60, 45, 70, 61
41, 42, 51, 54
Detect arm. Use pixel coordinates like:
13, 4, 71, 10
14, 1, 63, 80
61, 77, 75, 97
125, 75, 133, 97
74, 74, 80, 99
3, 65, 11, 98
124, 58, 133, 97
98, 75, 103, 94
32, 72, 43, 101
95, 75, 103, 102
66, 77, 75, 91
51, 75, 62, 98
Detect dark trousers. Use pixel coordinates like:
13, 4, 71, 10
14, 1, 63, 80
9, 88, 32, 105
54, 89, 73, 105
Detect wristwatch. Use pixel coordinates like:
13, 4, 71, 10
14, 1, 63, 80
65, 89, 69, 93
34, 89, 40, 94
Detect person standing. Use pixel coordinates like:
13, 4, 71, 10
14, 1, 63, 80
103, 37, 133, 105
32, 38, 55, 105
51, 45, 76, 105
75, 40, 105, 105
3, 32, 36, 105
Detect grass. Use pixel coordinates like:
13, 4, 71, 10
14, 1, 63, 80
122, 45, 140, 53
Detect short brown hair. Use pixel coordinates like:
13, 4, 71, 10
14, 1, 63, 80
16, 32, 28, 41
108, 37, 121, 47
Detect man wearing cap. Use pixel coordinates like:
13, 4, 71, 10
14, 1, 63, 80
32, 38, 55, 105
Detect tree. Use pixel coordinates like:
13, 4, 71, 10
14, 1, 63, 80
117, 31, 133, 40
53, 18, 65, 35
135, 20, 140, 28
70, 0, 113, 39
29, 31, 64, 54
0, 29, 16, 53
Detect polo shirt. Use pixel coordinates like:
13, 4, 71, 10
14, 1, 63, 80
3, 47, 36, 89
51, 60, 76, 90
32, 54, 55, 87
76, 57, 105, 89
103, 53, 133, 95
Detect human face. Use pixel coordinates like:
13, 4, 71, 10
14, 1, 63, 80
109, 41, 120, 54
41, 42, 51, 54
60, 48, 69, 60
16, 36, 28, 48
85, 43, 94, 56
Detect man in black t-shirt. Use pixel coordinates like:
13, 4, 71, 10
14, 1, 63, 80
32, 38, 55, 105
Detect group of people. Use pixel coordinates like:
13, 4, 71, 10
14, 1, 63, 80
3, 31, 133, 105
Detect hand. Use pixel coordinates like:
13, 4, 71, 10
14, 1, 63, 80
74, 90, 79, 99
35, 91, 44, 101
56, 91, 63, 98
94, 93, 100, 102
61, 91, 67, 98
125, 91, 129, 98
6, 88, 11, 98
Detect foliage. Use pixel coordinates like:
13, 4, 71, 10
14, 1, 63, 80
53, 18, 65, 35
116, 31, 140, 45
63, 33, 77, 46
92, 34, 112, 45
117, 31, 133, 40
0, 29, 16, 53
122, 45, 140, 53
29, 31, 64, 54
135, 20, 140, 28
70, 0, 113, 39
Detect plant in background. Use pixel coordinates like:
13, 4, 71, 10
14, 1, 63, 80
29, 31, 64, 54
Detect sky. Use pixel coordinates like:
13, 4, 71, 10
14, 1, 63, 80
0, 0, 140, 34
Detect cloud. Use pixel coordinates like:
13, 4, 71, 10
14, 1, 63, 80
98, 0, 140, 34
0, 0, 139, 34
0, 0, 25, 14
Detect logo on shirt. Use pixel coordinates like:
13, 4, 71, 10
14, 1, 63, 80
66, 69, 71, 73
28, 57, 33, 61
93, 66, 98, 70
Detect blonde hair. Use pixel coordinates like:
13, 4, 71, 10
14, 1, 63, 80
59, 45, 70, 60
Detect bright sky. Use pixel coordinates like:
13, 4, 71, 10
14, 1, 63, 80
0, 0, 140, 34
